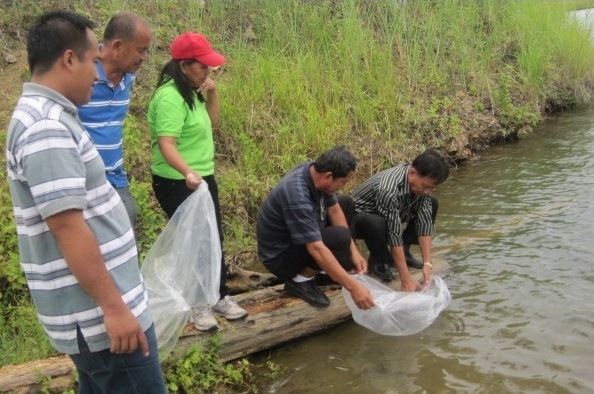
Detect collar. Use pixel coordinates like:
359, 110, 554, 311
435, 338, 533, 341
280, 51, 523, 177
22, 82, 77, 115
95, 60, 133, 89
401, 165, 412, 194
302, 161, 324, 197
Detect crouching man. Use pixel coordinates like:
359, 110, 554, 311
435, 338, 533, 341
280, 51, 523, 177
257, 146, 375, 310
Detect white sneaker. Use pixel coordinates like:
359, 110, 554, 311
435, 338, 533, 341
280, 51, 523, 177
213, 295, 248, 320
190, 306, 218, 331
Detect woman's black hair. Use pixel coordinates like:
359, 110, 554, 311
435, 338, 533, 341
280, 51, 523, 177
155, 59, 205, 110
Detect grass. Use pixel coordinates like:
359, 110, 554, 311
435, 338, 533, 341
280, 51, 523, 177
1, 0, 594, 367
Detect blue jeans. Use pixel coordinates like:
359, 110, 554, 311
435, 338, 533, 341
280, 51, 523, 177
69, 324, 167, 394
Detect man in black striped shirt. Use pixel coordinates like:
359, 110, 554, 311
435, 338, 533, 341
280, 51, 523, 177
345, 149, 449, 291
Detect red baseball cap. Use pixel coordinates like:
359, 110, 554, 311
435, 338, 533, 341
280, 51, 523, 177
169, 32, 226, 67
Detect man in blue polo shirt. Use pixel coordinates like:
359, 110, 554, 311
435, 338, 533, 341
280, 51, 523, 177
257, 146, 375, 309
78, 12, 152, 226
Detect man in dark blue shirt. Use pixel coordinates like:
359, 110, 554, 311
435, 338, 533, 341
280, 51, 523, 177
257, 146, 374, 309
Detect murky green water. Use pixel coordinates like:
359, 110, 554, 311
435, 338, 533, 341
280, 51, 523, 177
252, 107, 594, 393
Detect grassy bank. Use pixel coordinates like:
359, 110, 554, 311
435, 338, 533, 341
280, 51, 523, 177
1, 0, 593, 371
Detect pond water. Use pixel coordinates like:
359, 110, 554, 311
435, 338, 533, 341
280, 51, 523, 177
251, 106, 594, 394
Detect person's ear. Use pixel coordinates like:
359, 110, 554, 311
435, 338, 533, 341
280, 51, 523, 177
62, 49, 76, 70
179, 60, 189, 75
110, 39, 123, 55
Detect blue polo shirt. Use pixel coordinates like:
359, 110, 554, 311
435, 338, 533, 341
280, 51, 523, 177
78, 61, 135, 188
256, 162, 338, 264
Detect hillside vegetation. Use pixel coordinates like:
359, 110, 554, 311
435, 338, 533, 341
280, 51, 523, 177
1, 0, 594, 366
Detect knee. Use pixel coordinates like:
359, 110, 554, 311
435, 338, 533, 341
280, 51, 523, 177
323, 226, 352, 250
358, 216, 388, 239
336, 194, 355, 220
334, 226, 352, 247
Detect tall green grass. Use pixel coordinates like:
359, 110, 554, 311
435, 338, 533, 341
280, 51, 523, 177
1, 0, 594, 365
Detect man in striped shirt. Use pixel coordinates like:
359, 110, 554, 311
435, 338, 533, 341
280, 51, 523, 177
5, 11, 165, 393
347, 149, 449, 291
257, 146, 375, 309
78, 12, 152, 226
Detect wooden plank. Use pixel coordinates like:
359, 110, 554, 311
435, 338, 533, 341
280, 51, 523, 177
174, 284, 353, 361
0, 258, 449, 392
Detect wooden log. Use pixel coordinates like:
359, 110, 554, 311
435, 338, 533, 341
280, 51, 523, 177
0, 257, 449, 393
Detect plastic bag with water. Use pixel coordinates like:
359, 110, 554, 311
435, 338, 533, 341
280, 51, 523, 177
343, 274, 451, 336
140, 183, 221, 356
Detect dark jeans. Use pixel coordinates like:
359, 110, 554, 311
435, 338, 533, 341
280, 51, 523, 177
264, 226, 355, 280
69, 324, 166, 394
152, 173, 228, 298
337, 194, 438, 266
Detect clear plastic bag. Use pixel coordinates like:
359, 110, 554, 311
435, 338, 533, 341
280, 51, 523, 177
140, 183, 221, 357
343, 274, 451, 336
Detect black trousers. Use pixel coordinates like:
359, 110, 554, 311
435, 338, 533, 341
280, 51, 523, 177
337, 194, 438, 266
263, 226, 356, 281
152, 173, 228, 298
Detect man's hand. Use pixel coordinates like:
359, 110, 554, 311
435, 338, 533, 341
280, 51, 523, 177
349, 281, 375, 310
400, 277, 422, 292
104, 307, 149, 356
45, 210, 148, 355
351, 250, 368, 274
421, 265, 433, 289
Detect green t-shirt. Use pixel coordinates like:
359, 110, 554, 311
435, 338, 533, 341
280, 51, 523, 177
148, 80, 215, 179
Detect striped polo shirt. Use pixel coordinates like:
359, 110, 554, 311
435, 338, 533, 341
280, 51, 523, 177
78, 61, 135, 188
257, 162, 338, 263
352, 164, 434, 247
5, 83, 151, 354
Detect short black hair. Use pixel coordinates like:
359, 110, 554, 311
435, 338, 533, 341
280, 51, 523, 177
313, 146, 357, 178
103, 11, 143, 43
411, 149, 449, 184
27, 10, 95, 75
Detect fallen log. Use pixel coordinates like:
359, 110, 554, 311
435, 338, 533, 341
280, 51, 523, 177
0, 257, 449, 393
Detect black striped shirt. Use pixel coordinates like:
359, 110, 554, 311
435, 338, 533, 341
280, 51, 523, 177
352, 164, 433, 247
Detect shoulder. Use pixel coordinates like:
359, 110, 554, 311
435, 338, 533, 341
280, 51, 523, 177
152, 82, 183, 103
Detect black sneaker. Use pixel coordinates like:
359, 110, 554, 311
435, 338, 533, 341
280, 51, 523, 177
284, 279, 331, 307
314, 273, 337, 287
368, 255, 395, 281
403, 245, 424, 269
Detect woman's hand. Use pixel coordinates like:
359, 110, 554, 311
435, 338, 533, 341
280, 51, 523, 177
199, 77, 216, 94
185, 171, 202, 190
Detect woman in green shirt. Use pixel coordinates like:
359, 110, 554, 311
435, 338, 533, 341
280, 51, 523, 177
148, 32, 247, 331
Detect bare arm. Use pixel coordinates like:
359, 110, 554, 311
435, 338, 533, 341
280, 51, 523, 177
418, 235, 433, 285
305, 241, 375, 309
157, 136, 201, 189
45, 209, 148, 355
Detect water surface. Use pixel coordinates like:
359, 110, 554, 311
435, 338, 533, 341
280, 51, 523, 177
253, 107, 594, 394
